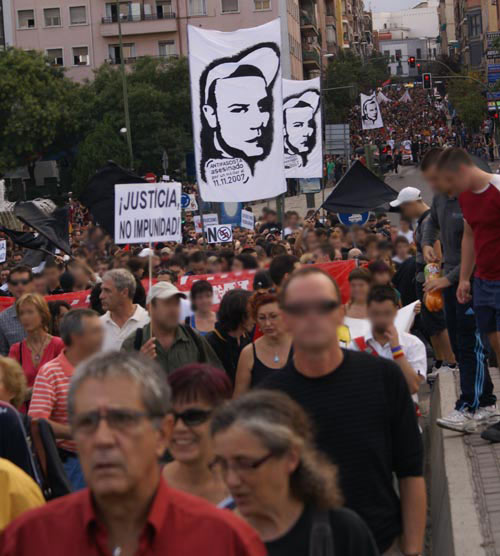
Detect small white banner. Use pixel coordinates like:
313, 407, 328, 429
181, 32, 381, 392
206, 224, 233, 244
114, 183, 181, 244
0, 240, 6, 263
241, 209, 255, 230
360, 92, 384, 130
194, 213, 218, 233
185, 194, 198, 212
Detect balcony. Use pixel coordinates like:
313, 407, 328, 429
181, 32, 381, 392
300, 11, 319, 37
106, 54, 179, 65
302, 48, 320, 68
100, 12, 177, 37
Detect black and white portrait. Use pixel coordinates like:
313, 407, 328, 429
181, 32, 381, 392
360, 92, 384, 130
189, 20, 287, 202
282, 77, 322, 178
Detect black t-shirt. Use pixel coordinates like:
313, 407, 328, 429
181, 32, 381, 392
265, 506, 379, 556
260, 350, 423, 553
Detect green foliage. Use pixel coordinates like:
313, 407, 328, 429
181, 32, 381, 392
323, 51, 390, 124
72, 56, 192, 196
447, 75, 486, 131
0, 48, 80, 177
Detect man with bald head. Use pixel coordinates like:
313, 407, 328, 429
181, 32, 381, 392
261, 267, 426, 556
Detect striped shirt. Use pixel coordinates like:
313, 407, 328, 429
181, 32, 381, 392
28, 351, 76, 453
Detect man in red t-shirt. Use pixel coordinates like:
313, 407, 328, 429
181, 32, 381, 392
437, 148, 500, 441
0, 351, 265, 556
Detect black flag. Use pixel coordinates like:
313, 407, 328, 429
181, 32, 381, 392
321, 160, 398, 213
80, 161, 147, 236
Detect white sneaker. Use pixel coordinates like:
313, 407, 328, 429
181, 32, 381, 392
428, 366, 451, 381
436, 409, 474, 433
472, 405, 498, 422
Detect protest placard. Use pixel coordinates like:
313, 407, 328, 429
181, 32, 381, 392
206, 224, 233, 244
241, 210, 255, 230
114, 183, 181, 244
193, 213, 218, 233
0, 240, 6, 263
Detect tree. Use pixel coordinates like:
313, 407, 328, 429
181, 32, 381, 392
72, 56, 193, 195
0, 48, 80, 183
447, 76, 486, 131
323, 51, 390, 124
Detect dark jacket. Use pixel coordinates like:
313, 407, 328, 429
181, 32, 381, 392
206, 323, 251, 384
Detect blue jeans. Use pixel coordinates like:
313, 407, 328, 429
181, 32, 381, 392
63, 454, 86, 491
443, 284, 496, 410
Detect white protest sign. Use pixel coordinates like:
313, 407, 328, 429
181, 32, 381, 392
0, 240, 6, 263
114, 183, 181, 244
241, 209, 255, 230
194, 213, 218, 233
187, 194, 198, 212
206, 224, 233, 244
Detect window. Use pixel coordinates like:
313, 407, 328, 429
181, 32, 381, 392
105, 2, 131, 21
70, 6, 86, 24
73, 46, 89, 65
468, 12, 482, 37
326, 25, 336, 44
47, 48, 63, 65
383, 49, 390, 57
416, 48, 421, 59
159, 40, 176, 57
18, 9, 35, 28
255, 0, 270, 9
156, 0, 173, 18
189, 0, 206, 15
44, 8, 61, 26
470, 41, 482, 66
221, 0, 238, 12
109, 43, 135, 63
395, 49, 401, 60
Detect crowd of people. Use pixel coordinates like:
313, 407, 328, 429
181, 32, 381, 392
0, 141, 500, 556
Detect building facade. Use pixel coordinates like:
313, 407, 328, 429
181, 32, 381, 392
379, 36, 432, 76
438, 0, 457, 55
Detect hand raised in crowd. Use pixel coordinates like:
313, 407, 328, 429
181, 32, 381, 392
384, 324, 400, 349
422, 245, 440, 263
140, 337, 157, 360
456, 280, 472, 304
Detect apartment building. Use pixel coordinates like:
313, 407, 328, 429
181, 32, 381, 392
438, 0, 457, 55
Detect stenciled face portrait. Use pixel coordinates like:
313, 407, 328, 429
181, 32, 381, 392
363, 99, 379, 123
199, 44, 280, 180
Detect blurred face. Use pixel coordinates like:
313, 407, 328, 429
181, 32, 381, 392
256, 302, 282, 338
151, 297, 181, 331
18, 302, 43, 332
367, 299, 397, 335
213, 425, 298, 518
440, 164, 475, 195
33, 276, 47, 295
365, 244, 379, 261
191, 260, 207, 275
72, 376, 173, 499
0, 368, 14, 404
100, 279, 127, 313
72, 316, 104, 356
9, 272, 33, 299
0, 270, 9, 284
170, 399, 214, 464
71, 265, 88, 288
373, 271, 392, 286
44, 266, 61, 288
193, 290, 213, 314
349, 279, 370, 304
232, 259, 244, 272
281, 274, 343, 351
422, 164, 454, 195
400, 201, 422, 220
396, 242, 410, 259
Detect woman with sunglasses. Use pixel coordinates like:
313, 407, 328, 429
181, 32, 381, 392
233, 292, 292, 397
163, 363, 234, 507
211, 390, 379, 556
9, 293, 64, 404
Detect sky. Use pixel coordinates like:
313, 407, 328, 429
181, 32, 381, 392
367, 0, 419, 12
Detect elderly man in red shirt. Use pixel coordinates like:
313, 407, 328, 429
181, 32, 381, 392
0, 351, 265, 556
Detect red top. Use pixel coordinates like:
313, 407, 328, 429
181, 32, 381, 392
8, 336, 64, 387
0, 479, 266, 556
459, 177, 500, 281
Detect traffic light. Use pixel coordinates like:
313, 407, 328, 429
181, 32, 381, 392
423, 73, 432, 89
417, 63, 422, 75
409, 56, 416, 68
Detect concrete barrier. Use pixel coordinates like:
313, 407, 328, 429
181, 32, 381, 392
429, 372, 486, 556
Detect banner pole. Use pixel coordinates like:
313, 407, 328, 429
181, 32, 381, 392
148, 242, 153, 291
196, 194, 208, 250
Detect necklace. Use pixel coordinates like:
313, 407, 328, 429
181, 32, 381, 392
27, 335, 48, 364
273, 352, 280, 363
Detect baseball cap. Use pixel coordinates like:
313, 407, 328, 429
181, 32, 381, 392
390, 187, 422, 208
161, 247, 172, 255
138, 248, 154, 258
146, 282, 187, 304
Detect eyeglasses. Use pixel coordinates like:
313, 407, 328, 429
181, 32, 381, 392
72, 407, 157, 436
9, 279, 31, 286
208, 453, 273, 475
173, 408, 212, 427
282, 299, 340, 317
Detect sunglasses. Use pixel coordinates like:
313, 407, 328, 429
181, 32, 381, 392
282, 299, 340, 317
173, 408, 212, 427
9, 279, 31, 286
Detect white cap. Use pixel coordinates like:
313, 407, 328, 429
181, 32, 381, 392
138, 248, 154, 258
390, 187, 422, 207
146, 281, 187, 304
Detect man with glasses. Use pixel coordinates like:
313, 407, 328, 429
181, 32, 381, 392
29, 309, 103, 491
0, 266, 34, 355
0, 351, 266, 555
261, 267, 425, 556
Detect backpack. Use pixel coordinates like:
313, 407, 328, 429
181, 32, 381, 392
133, 325, 207, 363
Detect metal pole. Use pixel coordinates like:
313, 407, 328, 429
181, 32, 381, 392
116, 0, 134, 169
320, 53, 326, 218
196, 194, 208, 249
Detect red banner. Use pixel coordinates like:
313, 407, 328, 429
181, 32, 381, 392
0, 290, 91, 313
177, 260, 355, 308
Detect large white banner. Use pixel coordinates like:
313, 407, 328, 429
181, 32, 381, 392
114, 183, 181, 244
360, 92, 384, 130
188, 19, 286, 202
283, 77, 322, 178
